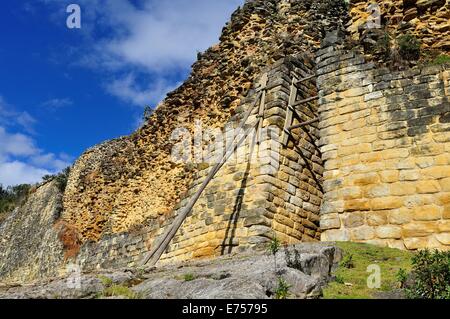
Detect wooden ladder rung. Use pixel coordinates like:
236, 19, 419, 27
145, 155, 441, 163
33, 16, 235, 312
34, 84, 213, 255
287, 117, 319, 131
294, 74, 316, 84
292, 95, 319, 107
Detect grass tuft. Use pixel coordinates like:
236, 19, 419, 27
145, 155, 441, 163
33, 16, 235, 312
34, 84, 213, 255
430, 54, 450, 66
183, 273, 196, 282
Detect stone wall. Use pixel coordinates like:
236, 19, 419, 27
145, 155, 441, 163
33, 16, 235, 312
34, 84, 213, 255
317, 39, 450, 250
62, 0, 348, 243
4, 1, 450, 284
157, 54, 323, 264
75, 226, 156, 271
72, 54, 323, 268
0, 182, 66, 283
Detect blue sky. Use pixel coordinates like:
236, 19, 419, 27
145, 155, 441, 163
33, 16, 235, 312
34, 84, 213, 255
0, 0, 243, 186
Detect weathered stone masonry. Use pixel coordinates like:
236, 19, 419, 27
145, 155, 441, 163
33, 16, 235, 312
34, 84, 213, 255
74, 54, 323, 269
61, 0, 347, 244
158, 54, 322, 263
317, 40, 450, 251
4, 0, 450, 283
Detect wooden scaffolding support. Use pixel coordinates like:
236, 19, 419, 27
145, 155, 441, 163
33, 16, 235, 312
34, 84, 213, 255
281, 72, 318, 147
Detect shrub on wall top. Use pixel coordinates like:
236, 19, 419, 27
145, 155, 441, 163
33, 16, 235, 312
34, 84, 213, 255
397, 34, 421, 61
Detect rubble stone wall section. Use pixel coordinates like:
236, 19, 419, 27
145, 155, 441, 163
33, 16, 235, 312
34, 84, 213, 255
348, 0, 450, 54
317, 41, 450, 250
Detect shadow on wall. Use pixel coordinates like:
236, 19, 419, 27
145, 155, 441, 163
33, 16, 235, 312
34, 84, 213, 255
221, 132, 258, 255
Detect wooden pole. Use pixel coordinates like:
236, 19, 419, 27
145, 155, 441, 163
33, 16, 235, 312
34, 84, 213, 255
256, 74, 268, 145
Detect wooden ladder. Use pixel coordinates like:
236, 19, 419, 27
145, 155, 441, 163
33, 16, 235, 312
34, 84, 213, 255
281, 72, 318, 147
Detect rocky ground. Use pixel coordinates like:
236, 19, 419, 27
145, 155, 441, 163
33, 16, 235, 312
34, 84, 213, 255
0, 243, 341, 299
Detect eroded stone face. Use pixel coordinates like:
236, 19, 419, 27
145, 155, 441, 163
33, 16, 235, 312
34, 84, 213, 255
348, 0, 450, 54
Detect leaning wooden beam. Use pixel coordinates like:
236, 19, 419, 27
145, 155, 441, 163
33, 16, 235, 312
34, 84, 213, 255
256, 74, 268, 145
287, 117, 319, 131
141, 92, 262, 267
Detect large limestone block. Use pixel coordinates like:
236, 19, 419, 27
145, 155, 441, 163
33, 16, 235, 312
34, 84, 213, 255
389, 208, 413, 225
375, 225, 402, 239
320, 214, 341, 230
350, 226, 375, 241
438, 220, 450, 232
415, 180, 441, 194
342, 212, 365, 228
321, 229, 350, 242
371, 197, 404, 210
436, 233, 450, 245
404, 237, 430, 250
367, 211, 388, 226
412, 205, 442, 221
402, 222, 439, 238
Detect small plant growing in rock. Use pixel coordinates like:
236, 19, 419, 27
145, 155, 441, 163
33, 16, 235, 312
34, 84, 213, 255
98, 275, 114, 287
376, 31, 391, 59
136, 267, 146, 278
101, 284, 139, 299
97, 275, 140, 299
267, 236, 281, 273
42, 166, 71, 192
340, 253, 355, 269
397, 34, 421, 61
274, 277, 291, 299
267, 237, 281, 255
142, 105, 154, 123
55, 166, 71, 192
183, 273, 196, 282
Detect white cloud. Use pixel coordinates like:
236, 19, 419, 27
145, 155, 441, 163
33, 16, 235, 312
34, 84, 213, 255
105, 73, 181, 106
98, 0, 244, 72
41, 0, 244, 106
0, 96, 72, 186
0, 161, 51, 187
0, 95, 37, 134
30, 153, 71, 171
0, 125, 72, 186
42, 98, 73, 109
15, 112, 37, 129
0, 127, 39, 157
